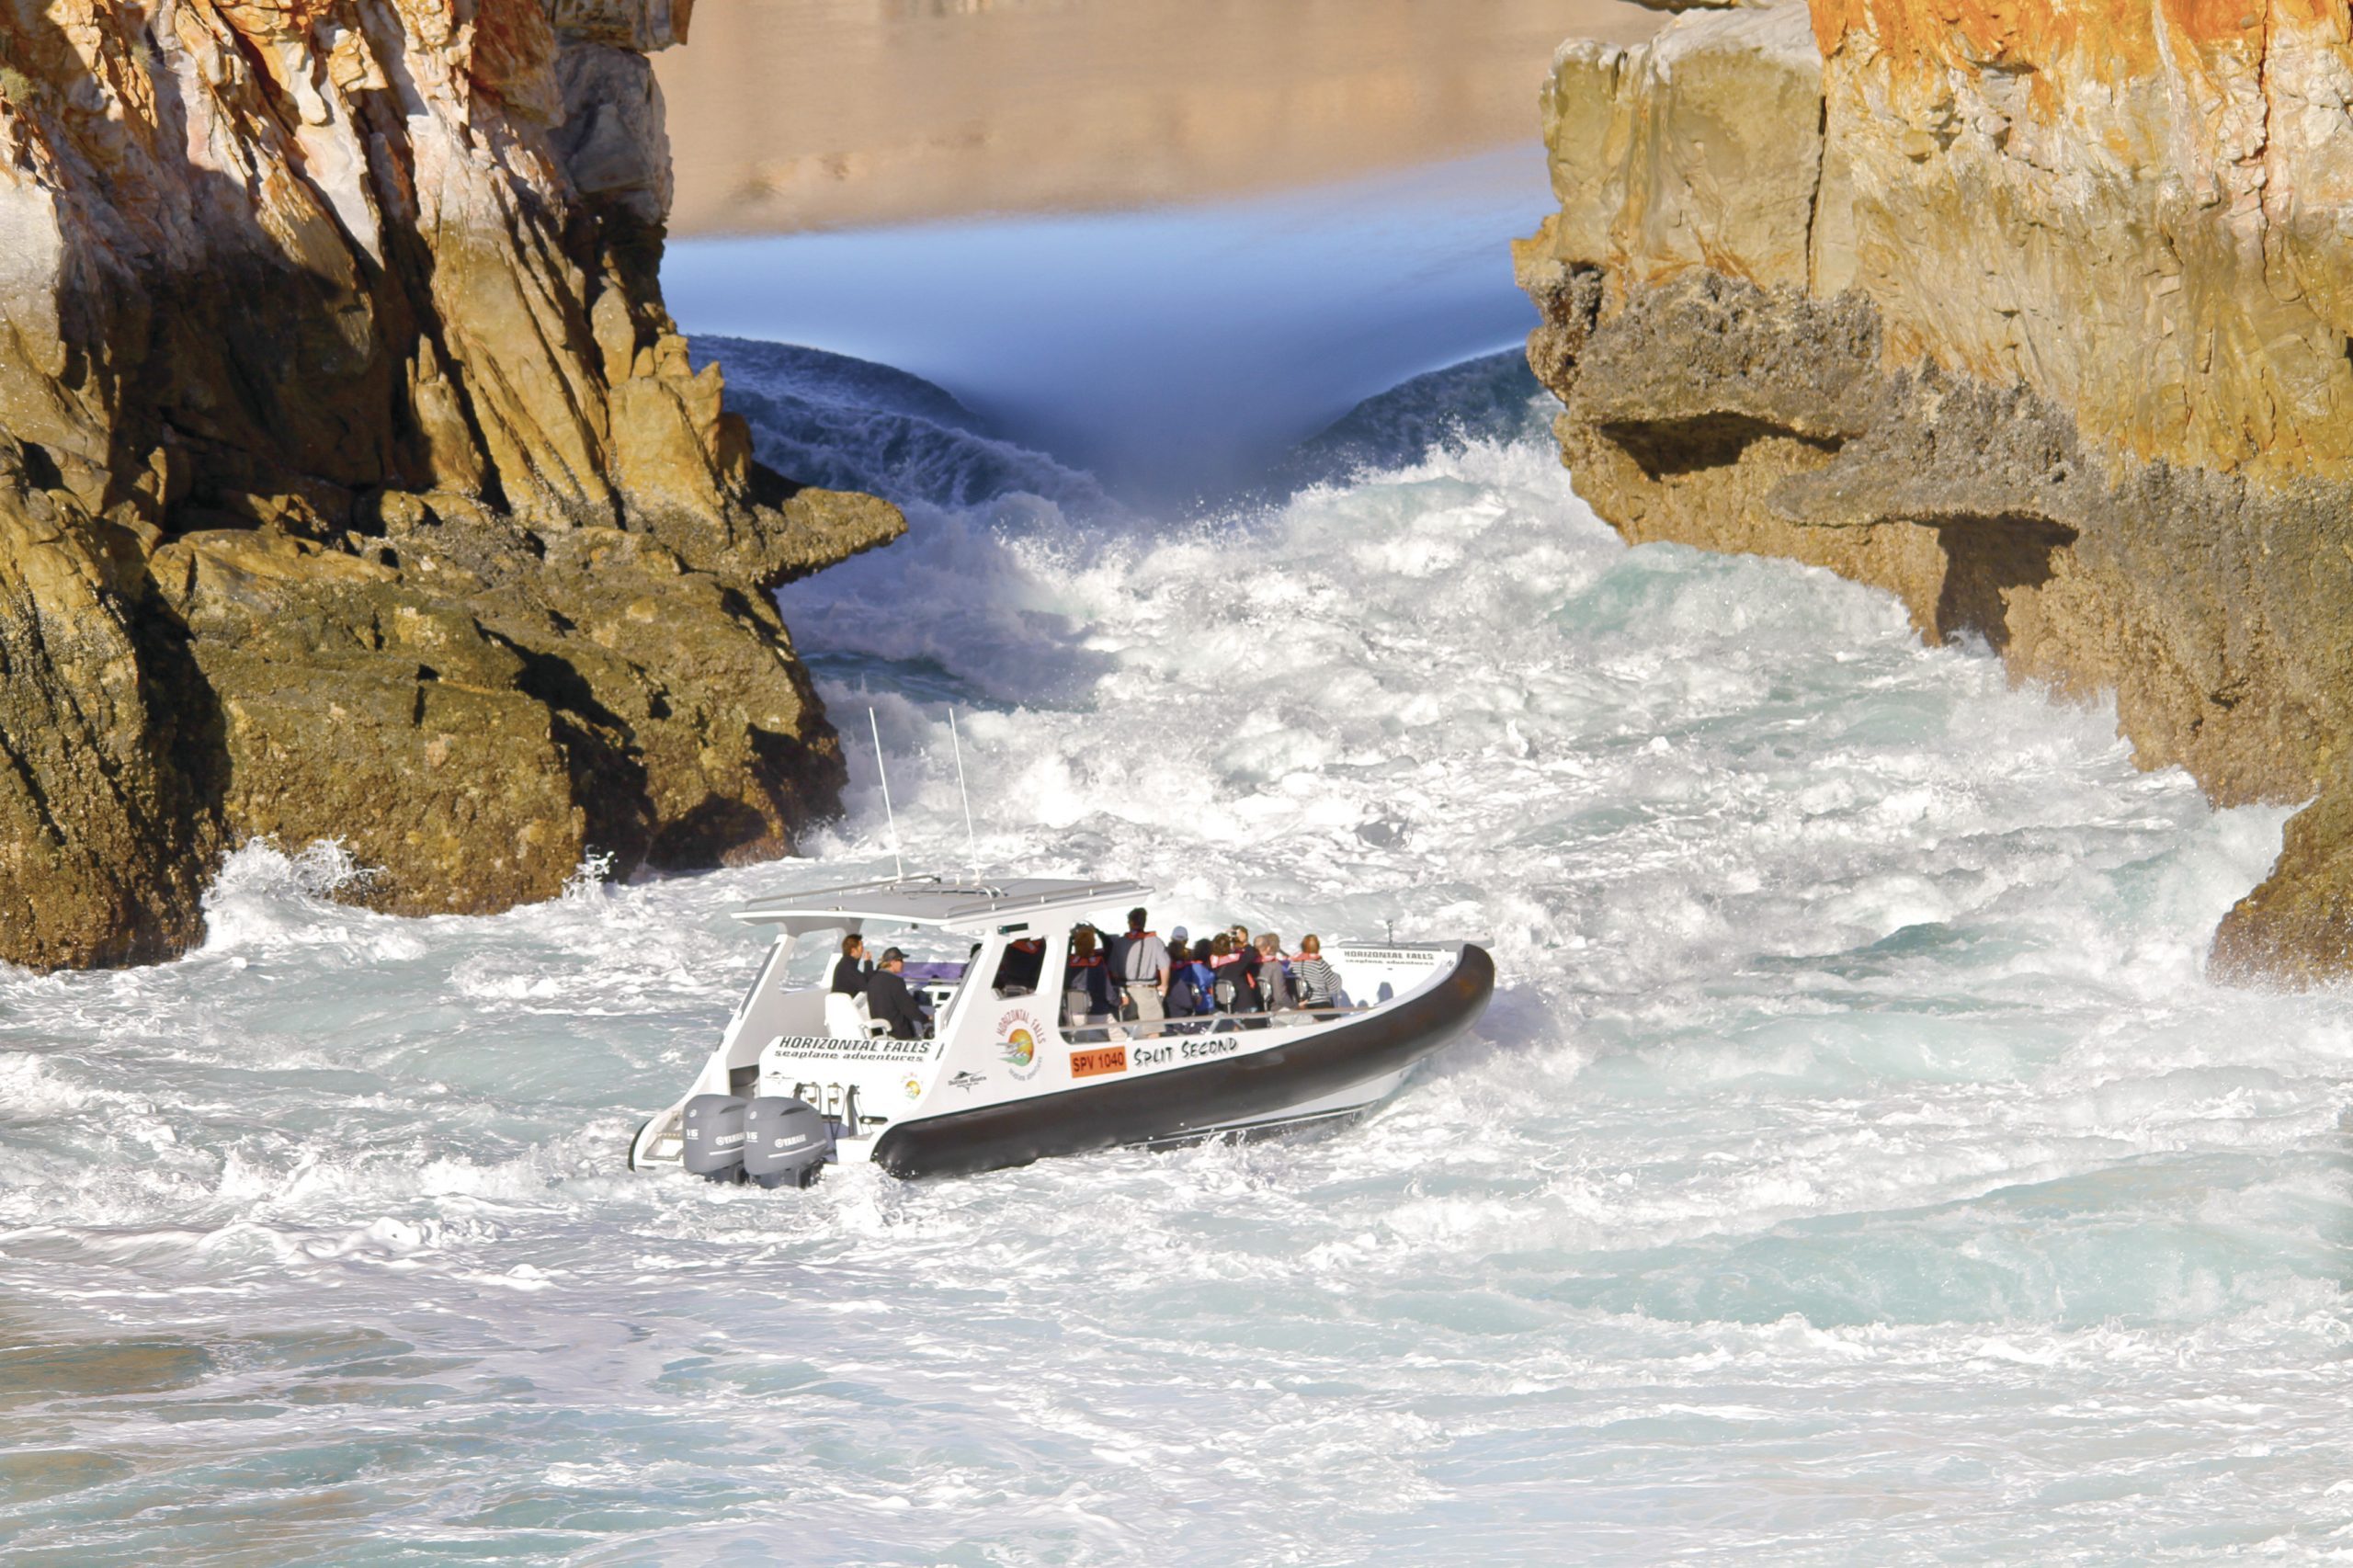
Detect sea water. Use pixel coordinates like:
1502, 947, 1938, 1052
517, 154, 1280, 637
3, 178, 2352, 1564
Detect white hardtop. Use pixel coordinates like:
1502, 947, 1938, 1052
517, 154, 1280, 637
730, 874, 1153, 936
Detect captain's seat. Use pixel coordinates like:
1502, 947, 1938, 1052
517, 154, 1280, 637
824, 991, 870, 1041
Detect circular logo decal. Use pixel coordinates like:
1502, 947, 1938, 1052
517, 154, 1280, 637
903, 1074, 923, 1101
998, 1007, 1043, 1080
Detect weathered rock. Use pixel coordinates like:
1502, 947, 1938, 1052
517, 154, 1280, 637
1519, 0, 2353, 984
0, 0, 902, 967
0, 438, 215, 968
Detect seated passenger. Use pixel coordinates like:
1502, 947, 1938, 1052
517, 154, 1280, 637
1207, 932, 1250, 1014
867, 947, 931, 1040
1165, 940, 1212, 1025
830, 934, 870, 997
1292, 935, 1341, 1010
1063, 927, 1120, 1032
1255, 933, 1294, 1012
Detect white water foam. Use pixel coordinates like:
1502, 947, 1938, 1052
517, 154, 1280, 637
2, 370, 2350, 1565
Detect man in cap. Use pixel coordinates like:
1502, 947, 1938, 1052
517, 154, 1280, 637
867, 947, 930, 1040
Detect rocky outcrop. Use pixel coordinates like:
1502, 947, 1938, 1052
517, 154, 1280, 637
1518, 0, 2353, 983
0, 0, 902, 967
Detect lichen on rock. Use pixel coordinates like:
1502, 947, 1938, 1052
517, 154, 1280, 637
0, 0, 904, 967
1519, 0, 2353, 984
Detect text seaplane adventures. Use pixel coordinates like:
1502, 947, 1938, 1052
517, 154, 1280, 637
627, 876, 1494, 1187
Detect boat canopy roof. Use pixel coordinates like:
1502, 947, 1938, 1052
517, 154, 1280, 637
731, 875, 1154, 936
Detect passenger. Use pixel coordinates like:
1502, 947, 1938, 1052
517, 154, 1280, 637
1207, 931, 1246, 1014
1292, 935, 1341, 1011
1111, 907, 1172, 1025
994, 933, 1046, 995
1230, 925, 1263, 1011
867, 947, 930, 1040
1165, 939, 1212, 1027
1063, 927, 1119, 1034
1255, 933, 1295, 1012
1193, 940, 1224, 1019
830, 934, 870, 997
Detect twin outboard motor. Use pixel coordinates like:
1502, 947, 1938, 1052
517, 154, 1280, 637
744, 1096, 835, 1189
680, 1093, 835, 1188
680, 1094, 749, 1182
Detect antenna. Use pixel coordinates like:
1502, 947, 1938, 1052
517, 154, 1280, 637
869, 707, 904, 881
949, 708, 981, 882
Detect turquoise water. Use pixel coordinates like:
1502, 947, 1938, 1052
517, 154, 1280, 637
4, 183, 2352, 1562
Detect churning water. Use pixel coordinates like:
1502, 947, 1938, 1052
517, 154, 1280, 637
6, 236, 2353, 1562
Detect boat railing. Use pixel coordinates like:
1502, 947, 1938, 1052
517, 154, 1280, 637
1059, 1006, 1365, 1045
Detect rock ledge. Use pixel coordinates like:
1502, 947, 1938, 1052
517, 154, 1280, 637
0, 0, 903, 968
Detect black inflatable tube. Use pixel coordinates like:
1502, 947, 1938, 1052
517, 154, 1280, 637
870, 944, 1495, 1179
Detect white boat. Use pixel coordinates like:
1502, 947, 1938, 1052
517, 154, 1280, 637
627, 876, 1495, 1184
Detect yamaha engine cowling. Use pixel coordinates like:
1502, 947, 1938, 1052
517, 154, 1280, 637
744, 1096, 834, 1189
680, 1094, 748, 1182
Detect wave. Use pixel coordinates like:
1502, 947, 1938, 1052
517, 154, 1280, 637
1275, 348, 1553, 490
697, 335, 1113, 514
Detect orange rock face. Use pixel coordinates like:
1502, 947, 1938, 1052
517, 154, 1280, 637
1520, 0, 2353, 983
1806, 0, 2353, 477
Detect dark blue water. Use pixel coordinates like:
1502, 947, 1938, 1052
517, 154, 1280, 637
665, 145, 1547, 501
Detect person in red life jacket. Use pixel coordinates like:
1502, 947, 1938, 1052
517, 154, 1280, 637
1111, 907, 1171, 1022
1206, 931, 1254, 1014
993, 934, 1047, 994
1062, 926, 1120, 1031
1292, 934, 1342, 1009
1165, 938, 1214, 1026
1227, 923, 1264, 1012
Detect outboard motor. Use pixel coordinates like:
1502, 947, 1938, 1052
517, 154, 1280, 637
743, 1096, 834, 1190
680, 1094, 748, 1183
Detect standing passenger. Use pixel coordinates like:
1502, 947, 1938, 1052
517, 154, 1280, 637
1229, 925, 1263, 1011
1063, 927, 1118, 1033
1113, 907, 1170, 1023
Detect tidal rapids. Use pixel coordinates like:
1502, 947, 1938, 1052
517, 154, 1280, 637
2, 344, 2349, 1564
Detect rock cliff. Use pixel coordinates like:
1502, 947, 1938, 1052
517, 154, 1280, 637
0, 0, 903, 968
1518, 0, 2353, 983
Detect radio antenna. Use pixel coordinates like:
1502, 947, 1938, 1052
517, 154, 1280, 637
869, 707, 904, 881
949, 708, 980, 882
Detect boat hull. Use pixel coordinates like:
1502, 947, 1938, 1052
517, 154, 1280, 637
870, 944, 1494, 1178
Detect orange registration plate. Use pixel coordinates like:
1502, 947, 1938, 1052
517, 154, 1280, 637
1069, 1046, 1128, 1079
